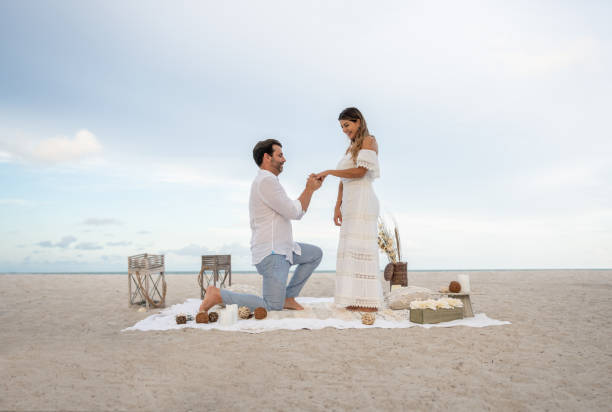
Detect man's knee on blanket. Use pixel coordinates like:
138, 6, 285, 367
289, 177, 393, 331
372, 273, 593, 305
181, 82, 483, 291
264, 297, 285, 311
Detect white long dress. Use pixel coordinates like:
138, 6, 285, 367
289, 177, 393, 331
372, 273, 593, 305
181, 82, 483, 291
334, 149, 383, 309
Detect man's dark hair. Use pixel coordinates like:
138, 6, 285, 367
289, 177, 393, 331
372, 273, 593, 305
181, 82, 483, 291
253, 139, 282, 166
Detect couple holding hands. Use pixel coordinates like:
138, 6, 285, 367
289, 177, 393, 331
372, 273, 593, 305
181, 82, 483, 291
199, 107, 382, 313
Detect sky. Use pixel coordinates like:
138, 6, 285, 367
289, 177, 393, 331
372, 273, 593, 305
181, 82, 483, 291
1, 0, 611, 272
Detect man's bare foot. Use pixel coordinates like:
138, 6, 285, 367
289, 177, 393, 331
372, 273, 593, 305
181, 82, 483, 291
198, 286, 222, 312
346, 306, 378, 312
283, 297, 304, 310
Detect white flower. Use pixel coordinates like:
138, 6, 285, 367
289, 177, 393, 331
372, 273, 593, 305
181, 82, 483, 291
410, 297, 464, 310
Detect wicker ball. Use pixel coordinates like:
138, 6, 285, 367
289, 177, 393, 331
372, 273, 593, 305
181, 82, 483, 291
238, 306, 251, 319
196, 311, 209, 324
254, 307, 267, 320
208, 311, 219, 323
361, 313, 375, 325
449, 281, 461, 293
176, 314, 187, 325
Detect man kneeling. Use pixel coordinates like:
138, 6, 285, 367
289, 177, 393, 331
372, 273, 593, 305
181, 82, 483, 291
199, 139, 323, 312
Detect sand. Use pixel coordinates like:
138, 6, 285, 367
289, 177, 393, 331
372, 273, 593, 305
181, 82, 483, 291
1, 270, 611, 411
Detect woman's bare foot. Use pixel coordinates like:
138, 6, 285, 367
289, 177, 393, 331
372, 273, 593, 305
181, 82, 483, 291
346, 306, 378, 312
283, 297, 304, 310
198, 286, 222, 312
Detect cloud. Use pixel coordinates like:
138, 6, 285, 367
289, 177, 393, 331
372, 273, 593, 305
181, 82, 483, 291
32, 130, 102, 163
75, 242, 103, 250
0, 151, 13, 162
83, 218, 122, 226
137, 230, 151, 235
154, 164, 250, 188
166, 243, 212, 256
106, 241, 132, 246
0, 198, 30, 206
37, 235, 77, 248
1, 130, 102, 164
495, 37, 599, 76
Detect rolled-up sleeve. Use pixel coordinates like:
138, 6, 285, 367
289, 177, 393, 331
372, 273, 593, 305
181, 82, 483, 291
258, 176, 305, 220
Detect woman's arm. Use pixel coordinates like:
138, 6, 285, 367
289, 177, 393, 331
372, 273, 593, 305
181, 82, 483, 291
317, 137, 378, 180
334, 182, 343, 226
317, 167, 367, 180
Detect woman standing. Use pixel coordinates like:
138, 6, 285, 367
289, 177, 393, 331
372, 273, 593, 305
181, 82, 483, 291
316, 107, 382, 312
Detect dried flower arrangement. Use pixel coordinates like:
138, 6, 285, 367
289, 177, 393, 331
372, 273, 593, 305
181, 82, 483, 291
377, 216, 401, 263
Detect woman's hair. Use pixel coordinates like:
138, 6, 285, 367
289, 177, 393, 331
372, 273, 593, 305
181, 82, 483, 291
338, 107, 371, 163
253, 138, 282, 166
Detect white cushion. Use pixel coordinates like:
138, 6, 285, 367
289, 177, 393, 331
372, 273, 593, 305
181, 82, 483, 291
388, 286, 433, 310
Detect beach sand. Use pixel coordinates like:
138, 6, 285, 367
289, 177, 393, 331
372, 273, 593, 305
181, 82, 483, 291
1, 270, 611, 411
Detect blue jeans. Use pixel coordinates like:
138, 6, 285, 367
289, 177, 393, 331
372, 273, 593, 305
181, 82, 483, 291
219, 243, 322, 311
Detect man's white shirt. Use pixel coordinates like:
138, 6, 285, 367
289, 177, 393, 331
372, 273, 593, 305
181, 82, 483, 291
249, 169, 305, 265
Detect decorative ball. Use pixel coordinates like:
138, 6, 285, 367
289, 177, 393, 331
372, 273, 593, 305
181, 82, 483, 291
176, 314, 187, 325
208, 311, 219, 323
196, 311, 209, 324
362, 313, 375, 325
449, 281, 461, 293
238, 306, 251, 319
254, 307, 267, 320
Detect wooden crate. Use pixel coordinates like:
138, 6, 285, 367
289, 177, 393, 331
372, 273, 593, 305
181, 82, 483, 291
409, 307, 463, 324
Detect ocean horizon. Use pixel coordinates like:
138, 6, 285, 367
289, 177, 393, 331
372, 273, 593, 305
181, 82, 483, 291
1, 268, 609, 275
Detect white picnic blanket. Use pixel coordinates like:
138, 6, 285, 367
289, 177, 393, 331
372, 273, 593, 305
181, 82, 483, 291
123, 297, 510, 333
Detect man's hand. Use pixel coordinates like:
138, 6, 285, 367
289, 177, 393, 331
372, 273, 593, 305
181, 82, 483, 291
306, 174, 323, 191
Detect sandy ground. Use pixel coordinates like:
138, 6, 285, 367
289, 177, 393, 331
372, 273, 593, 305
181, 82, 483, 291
1, 270, 611, 411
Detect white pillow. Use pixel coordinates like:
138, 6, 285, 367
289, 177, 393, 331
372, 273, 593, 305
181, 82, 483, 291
388, 286, 433, 310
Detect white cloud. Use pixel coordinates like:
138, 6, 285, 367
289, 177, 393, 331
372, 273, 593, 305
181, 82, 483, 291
0, 198, 30, 206
83, 218, 122, 226
33, 130, 102, 163
154, 164, 250, 188
37, 235, 77, 249
394, 210, 612, 269
0, 151, 13, 162
0, 129, 102, 164
75, 242, 104, 250
106, 241, 132, 246
495, 37, 600, 76
167, 243, 212, 256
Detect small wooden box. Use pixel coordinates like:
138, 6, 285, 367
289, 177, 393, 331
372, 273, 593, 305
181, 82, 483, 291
409, 307, 464, 324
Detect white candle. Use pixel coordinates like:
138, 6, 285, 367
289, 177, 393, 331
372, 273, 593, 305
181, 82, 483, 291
457, 274, 471, 293
219, 306, 237, 326
228, 304, 238, 323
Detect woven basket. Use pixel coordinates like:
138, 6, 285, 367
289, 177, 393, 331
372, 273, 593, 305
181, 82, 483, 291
384, 262, 408, 289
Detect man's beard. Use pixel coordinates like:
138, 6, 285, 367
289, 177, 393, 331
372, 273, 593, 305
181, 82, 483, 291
271, 160, 283, 174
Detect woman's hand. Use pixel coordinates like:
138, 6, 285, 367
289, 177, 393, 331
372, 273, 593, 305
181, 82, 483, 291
315, 170, 331, 180
334, 205, 342, 226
